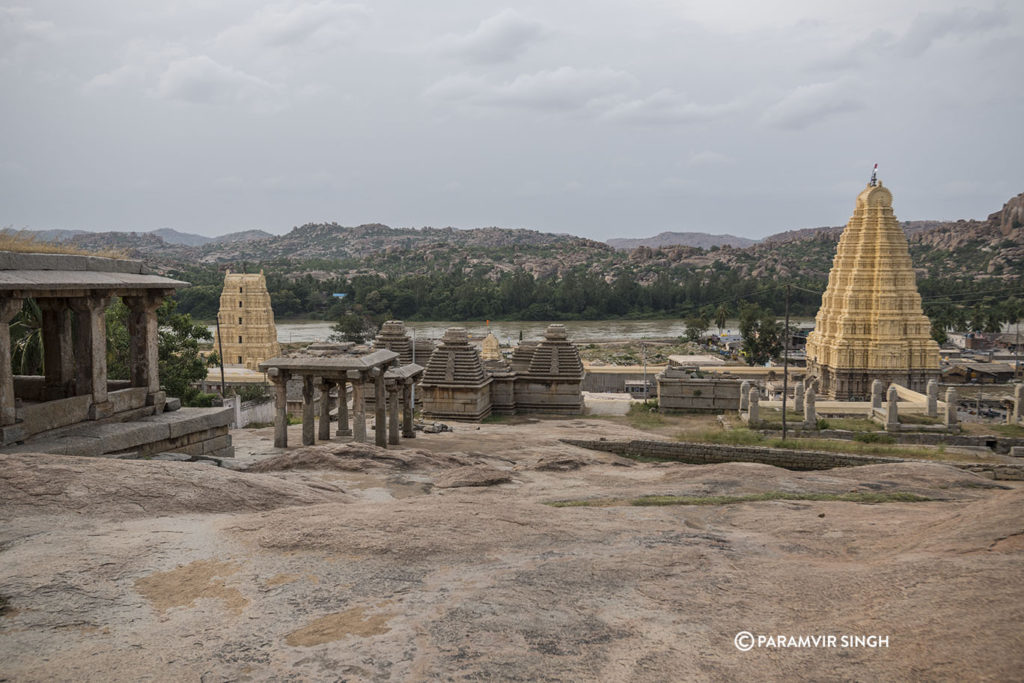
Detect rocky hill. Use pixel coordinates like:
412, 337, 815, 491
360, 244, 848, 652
13, 192, 1023, 291
606, 231, 757, 250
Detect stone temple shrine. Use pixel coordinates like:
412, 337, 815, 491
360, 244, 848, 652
213, 270, 280, 371
805, 179, 940, 399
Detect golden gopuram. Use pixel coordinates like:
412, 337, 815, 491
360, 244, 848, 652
213, 270, 281, 370
805, 177, 940, 399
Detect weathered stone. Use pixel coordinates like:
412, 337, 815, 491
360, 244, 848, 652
434, 465, 512, 488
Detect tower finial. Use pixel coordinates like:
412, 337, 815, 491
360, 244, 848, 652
869, 163, 878, 187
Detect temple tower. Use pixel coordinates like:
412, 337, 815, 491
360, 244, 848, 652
513, 324, 586, 414
213, 270, 280, 371
374, 320, 414, 364
420, 327, 493, 421
805, 180, 939, 399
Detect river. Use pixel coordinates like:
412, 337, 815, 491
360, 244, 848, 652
212, 318, 817, 345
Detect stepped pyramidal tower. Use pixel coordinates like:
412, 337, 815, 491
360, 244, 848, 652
213, 270, 280, 371
805, 177, 940, 399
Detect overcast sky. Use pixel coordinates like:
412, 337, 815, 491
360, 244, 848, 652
2, 1, 1022, 241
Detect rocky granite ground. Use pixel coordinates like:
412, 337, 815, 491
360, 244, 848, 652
1, 418, 1022, 680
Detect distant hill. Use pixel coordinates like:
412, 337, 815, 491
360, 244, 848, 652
150, 228, 212, 246
211, 229, 274, 244
606, 231, 757, 250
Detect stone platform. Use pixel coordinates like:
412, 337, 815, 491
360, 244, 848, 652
0, 407, 233, 459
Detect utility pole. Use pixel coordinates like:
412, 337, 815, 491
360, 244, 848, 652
215, 309, 227, 398
642, 341, 648, 403
782, 284, 791, 440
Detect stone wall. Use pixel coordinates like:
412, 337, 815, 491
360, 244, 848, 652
561, 438, 1024, 480
657, 375, 742, 413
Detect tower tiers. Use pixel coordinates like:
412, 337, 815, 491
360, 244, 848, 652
212, 270, 281, 371
805, 181, 939, 399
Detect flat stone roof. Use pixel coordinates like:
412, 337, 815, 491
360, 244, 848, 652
259, 349, 399, 374
0, 251, 148, 274
0, 270, 188, 294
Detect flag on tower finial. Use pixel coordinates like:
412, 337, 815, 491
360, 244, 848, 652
870, 163, 878, 187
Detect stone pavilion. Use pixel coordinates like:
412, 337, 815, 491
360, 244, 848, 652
0, 251, 233, 458
805, 180, 940, 399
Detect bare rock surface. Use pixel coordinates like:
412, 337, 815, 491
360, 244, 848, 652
246, 443, 475, 474
0, 452, 338, 520
433, 465, 513, 488
2, 418, 1023, 681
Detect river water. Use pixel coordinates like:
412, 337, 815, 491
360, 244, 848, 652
239, 319, 818, 344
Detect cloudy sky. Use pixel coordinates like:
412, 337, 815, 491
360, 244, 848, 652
2, 1, 1022, 240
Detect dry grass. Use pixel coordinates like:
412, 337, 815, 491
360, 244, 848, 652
547, 491, 933, 508
0, 231, 129, 259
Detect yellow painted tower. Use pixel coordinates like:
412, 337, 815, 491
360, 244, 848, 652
213, 270, 281, 371
805, 179, 939, 399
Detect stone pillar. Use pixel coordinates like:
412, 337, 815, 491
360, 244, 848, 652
926, 380, 938, 418
318, 379, 333, 442
350, 370, 366, 442
124, 294, 161, 394
402, 380, 415, 438
794, 382, 804, 413
268, 368, 290, 448
38, 298, 75, 400
747, 388, 759, 424
886, 385, 900, 432
69, 296, 111, 411
336, 377, 351, 436
804, 385, 817, 428
386, 379, 400, 446
871, 380, 884, 410
944, 387, 959, 427
0, 298, 24, 434
301, 374, 315, 446
739, 380, 750, 411
373, 368, 387, 448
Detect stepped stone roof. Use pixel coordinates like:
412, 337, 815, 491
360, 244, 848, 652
374, 320, 413, 364
806, 182, 939, 373
521, 324, 585, 380
510, 341, 538, 373
421, 327, 491, 388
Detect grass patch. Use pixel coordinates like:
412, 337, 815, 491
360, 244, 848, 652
547, 491, 932, 508
985, 423, 1024, 438
819, 417, 882, 432
0, 231, 128, 258
625, 402, 666, 430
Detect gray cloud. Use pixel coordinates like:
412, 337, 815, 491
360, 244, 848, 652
215, 1, 369, 51
155, 55, 278, 106
602, 89, 740, 125
440, 9, 546, 64
426, 66, 636, 112
761, 80, 864, 130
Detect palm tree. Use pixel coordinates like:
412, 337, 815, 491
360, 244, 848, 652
10, 298, 43, 375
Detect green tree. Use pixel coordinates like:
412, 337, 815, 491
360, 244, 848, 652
714, 303, 730, 335
739, 305, 782, 366
684, 314, 710, 343
157, 299, 213, 405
